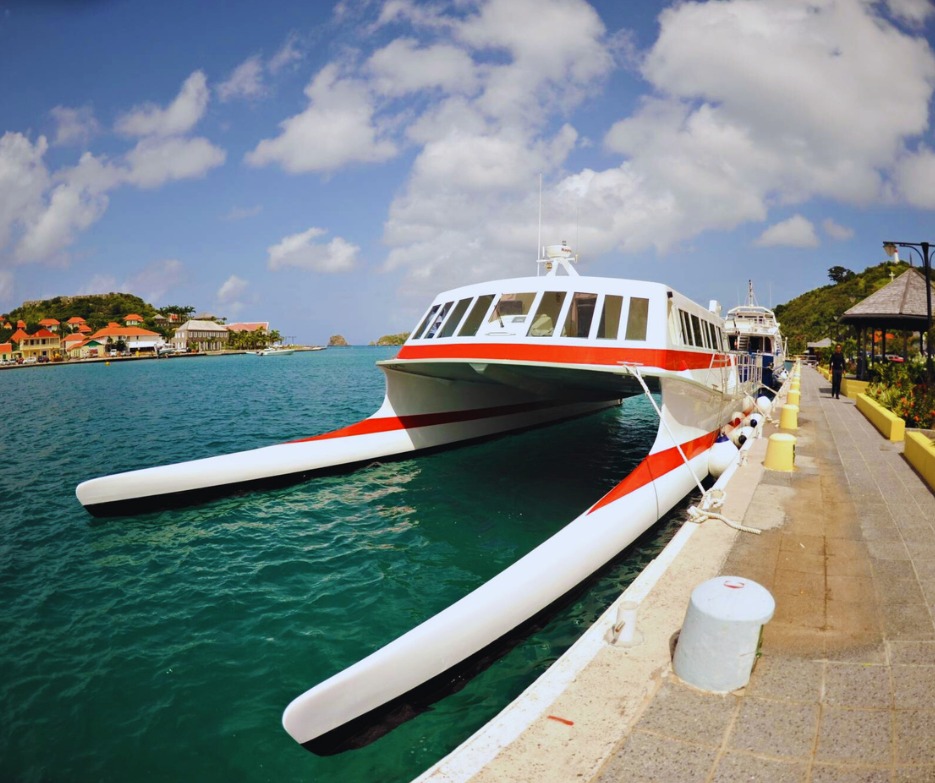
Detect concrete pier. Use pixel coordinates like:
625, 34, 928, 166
417, 365, 935, 783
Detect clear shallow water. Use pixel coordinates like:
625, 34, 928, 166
0, 348, 689, 782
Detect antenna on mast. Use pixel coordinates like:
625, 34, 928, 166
537, 173, 542, 262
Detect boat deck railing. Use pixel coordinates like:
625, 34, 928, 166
732, 351, 765, 391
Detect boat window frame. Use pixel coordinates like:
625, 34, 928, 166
707, 321, 720, 352
412, 304, 442, 340
562, 291, 599, 339
437, 297, 473, 338
596, 294, 624, 340
690, 313, 704, 348
624, 296, 649, 341
457, 294, 496, 337
679, 310, 693, 346
527, 291, 568, 338
424, 301, 454, 339
486, 291, 538, 326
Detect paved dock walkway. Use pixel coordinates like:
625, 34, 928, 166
593, 366, 935, 782
418, 366, 935, 783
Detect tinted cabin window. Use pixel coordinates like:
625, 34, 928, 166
458, 294, 495, 336
413, 304, 441, 339
528, 291, 566, 337
690, 314, 704, 347
562, 292, 597, 338
679, 310, 692, 345
487, 292, 537, 324
625, 296, 649, 341
707, 322, 719, 351
438, 298, 472, 338
425, 301, 453, 338
597, 295, 623, 339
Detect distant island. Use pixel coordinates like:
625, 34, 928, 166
373, 333, 409, 346
328, 335, 349, 347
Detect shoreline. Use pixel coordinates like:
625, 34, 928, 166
0, 346, 331, 370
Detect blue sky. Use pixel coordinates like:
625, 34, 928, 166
2, 0, 935, 345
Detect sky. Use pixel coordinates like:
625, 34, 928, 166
2, 0, 935, 345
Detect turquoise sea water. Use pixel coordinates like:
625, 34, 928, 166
1, 348, 689, 782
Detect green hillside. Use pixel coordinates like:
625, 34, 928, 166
2, 293, 195, 339
775, 260, 914, 354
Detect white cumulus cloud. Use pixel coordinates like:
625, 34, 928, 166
246, 65, 397, 173
123, 136, 226, 189
217, 274, 248, 302
217, 56, 266, 102
822, 218, 854, 241
755, 215, 820, 248
115, 71, 210, 138
50, 105, 100, 147
267, 227, 360, 272
125, 259, 186, 303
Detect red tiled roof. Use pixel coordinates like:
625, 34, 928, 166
226, 321, 269, 332
125, 313, 143, 321
16, 320, 25, 328
89, 324, 160, 340
39, 317, 60, 326
0, 342, 12, 354
66, 316, 86, 324
63, 333, 85, 345
27, 328, 59, 339
78, 324, 92, 333
10, 328, 30, 342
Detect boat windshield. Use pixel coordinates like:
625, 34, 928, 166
562, 292, 597, 338
527, 292, 566, 337
488, 293, 536, 326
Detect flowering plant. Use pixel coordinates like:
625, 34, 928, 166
866, 362, 935, 429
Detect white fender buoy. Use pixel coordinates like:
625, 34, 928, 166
755, 395, 772, 416
736, 425, 756, 446
730, 411, 744, 427
708, 434, 737, 477
746, 413, 762, 430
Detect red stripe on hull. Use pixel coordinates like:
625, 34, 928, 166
394, 343, 731, 372
290, 399, 568, 443
588, 431, 717, 513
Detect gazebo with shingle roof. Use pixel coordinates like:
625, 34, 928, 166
839, 267, 935, 378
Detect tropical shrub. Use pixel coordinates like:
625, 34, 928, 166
866, 362, 935, 429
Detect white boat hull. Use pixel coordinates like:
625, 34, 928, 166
75, 367, 619, 517
282, 380, 723, 753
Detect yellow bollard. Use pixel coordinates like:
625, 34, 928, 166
764, 433, 796, 471
779, 403, 799, 430
790, 379, 800, 392
787, 388, 800, 407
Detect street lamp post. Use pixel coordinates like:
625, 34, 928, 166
883, 241, 934, 384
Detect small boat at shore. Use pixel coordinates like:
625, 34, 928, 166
75, 242, 766, 754
255, 347, 294, 356
724, 281, 787, 388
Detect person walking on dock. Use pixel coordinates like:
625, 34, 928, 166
829, 343, 845, 399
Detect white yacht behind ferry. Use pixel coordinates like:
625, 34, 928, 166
723, 281, 787, 389
76, 242, 766, 755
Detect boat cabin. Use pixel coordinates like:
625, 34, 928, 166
405, 276, 727, 355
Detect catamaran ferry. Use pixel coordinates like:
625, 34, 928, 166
75, 243, 765, 753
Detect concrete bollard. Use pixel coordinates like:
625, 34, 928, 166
779, 403, 798, 430
790, 379, 800, 392
673, 576, 775, 692
787, 388, 800, 407
764, 433, 796, 471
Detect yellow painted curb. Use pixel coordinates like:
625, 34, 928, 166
787, 388, 800, 407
